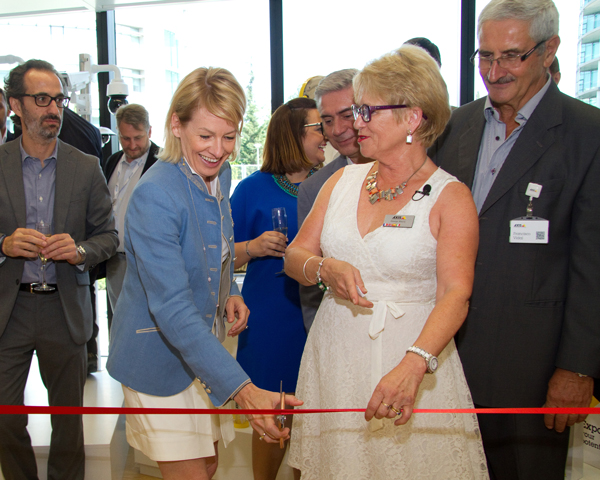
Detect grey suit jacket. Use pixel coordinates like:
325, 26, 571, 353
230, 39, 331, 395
297, 155, 349, 332
429, 82, 600, 407
0, 139, 118, 345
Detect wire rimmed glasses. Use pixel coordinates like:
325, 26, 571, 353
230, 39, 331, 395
470, 39, 547, 70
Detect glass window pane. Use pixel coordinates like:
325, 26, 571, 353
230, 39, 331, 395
114, 0, 272, 174
282, 0, 462, 107
0, 11, 100, 125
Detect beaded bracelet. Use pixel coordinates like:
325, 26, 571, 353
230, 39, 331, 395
316, 257, 331, 292
303, 255, 318, 284
245, 240, 256, 259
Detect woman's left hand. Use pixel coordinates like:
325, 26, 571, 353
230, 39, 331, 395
365, 353, 427, 426
225, 295, 250, 337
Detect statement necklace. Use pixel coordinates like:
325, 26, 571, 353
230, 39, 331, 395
365, 157, 427, 205
273, 166, 319, 197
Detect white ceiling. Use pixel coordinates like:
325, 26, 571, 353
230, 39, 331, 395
0, 0, 202, 18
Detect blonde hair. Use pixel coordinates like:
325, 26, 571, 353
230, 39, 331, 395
353, 45, 451, 149
159, 67, 246, 163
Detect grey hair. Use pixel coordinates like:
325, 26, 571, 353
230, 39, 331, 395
116, 103, 150, 132
314, 68, 359, 110
478, 0, 559, 47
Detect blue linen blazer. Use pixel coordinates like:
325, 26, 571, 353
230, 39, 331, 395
106, 160, 249, 407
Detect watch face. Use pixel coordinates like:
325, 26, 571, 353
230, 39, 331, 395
429, 357, 439, 372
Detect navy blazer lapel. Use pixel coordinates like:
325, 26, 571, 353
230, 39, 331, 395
479, 83, 562, 216
0, 140, 27, 227
54, 140, 77, 234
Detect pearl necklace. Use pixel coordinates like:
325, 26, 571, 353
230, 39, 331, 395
365, 157, 427, 205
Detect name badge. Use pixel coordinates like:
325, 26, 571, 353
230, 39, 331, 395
509, 217, 549, 244
383, 215, 415, 228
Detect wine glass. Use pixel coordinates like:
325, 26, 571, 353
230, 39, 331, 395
272, 207, 287, 275
35, 221, 55, 292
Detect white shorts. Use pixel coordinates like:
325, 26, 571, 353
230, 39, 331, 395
122, 379, 235, 462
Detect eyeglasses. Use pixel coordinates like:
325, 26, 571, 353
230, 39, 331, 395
20, 94, 70, 108
304, 122, 324, 135
470, 39, 547, 70
351, 104, 428, 123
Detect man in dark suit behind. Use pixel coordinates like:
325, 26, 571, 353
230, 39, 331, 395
0, 59, 117, 479
297, 68, 371, 332
429, 1, 599, 478
101, 103, 158, 321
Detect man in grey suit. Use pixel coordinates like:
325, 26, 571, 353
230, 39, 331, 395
297, 68, 371, 332
0, 59, 117, 480
429, 1, 599, 478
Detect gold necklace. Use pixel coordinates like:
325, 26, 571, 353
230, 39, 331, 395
365, 157, 427, 205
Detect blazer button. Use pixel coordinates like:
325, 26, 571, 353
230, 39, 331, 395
206, 387, 212, 394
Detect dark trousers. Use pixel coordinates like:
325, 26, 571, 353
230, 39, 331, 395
476, 406, 570, 480
0, 291, 86, 480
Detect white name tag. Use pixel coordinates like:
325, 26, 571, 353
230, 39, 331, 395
509, 217, 549, 244
383, 214, 415, 228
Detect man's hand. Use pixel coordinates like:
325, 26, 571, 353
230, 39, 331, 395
41, 233, 80, 265
2, 228, 46, 258
543, 367, 594, 432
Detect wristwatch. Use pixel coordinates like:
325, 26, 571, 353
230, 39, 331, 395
406, 345, 438, 373
76, 245, 87, 264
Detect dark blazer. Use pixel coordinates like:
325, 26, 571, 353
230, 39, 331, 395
297, 155, 349, 333
429, 81, 600, 407
0, 139, 118, 344
102, 141, 160, 182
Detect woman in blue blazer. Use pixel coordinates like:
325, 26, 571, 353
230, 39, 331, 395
107, 67, 301, 480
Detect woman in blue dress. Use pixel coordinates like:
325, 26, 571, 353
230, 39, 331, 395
231, 97, 326, 480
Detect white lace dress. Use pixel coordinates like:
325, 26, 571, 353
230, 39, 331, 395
288, 164, 489, 479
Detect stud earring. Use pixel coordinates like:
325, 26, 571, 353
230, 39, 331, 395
406, 129, 413, 145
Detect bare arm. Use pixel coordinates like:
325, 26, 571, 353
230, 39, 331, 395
233, 231, 287, 269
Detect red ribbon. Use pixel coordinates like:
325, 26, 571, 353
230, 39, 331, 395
0, 406, 597, 415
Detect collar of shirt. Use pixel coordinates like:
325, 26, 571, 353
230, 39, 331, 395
19, 137, 58, 164
120, 148, 150, 170
483, 74, 552, 128
186, 158, 220, 199
0, 129, 6, 145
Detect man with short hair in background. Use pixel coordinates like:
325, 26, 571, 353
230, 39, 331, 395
102, 103, 159, 320
429, 1, 599, 478
297, 68, 371, 332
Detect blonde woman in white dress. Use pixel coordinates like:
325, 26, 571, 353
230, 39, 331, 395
285, 46, 489, 479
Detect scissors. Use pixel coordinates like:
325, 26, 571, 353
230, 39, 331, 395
277, 381, 286, 449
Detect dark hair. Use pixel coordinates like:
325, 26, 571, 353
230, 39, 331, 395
261, 97, 318, 175
4, 59, 62, 126
403, 37, 442, 67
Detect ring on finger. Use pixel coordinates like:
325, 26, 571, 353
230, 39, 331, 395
381, 402, 391, 410
390, 406, 402, 415
259, 433, 266, 441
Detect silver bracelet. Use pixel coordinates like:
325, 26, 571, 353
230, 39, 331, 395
245, 240, 256, 259
303, 255, 318, 284
316, 257, 331, 292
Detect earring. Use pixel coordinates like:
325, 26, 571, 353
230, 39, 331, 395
406, 129, 413, 145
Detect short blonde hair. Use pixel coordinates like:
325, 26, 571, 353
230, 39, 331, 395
159, 67, 246, 163
353, 45, 451, 149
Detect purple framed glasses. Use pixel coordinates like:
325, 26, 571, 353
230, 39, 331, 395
351, 104, 427, 122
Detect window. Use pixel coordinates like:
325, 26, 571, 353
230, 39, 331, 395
282, 0, 462, 107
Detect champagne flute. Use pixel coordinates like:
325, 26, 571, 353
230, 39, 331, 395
35, 221, 55, 292
272, 207, 287, 275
